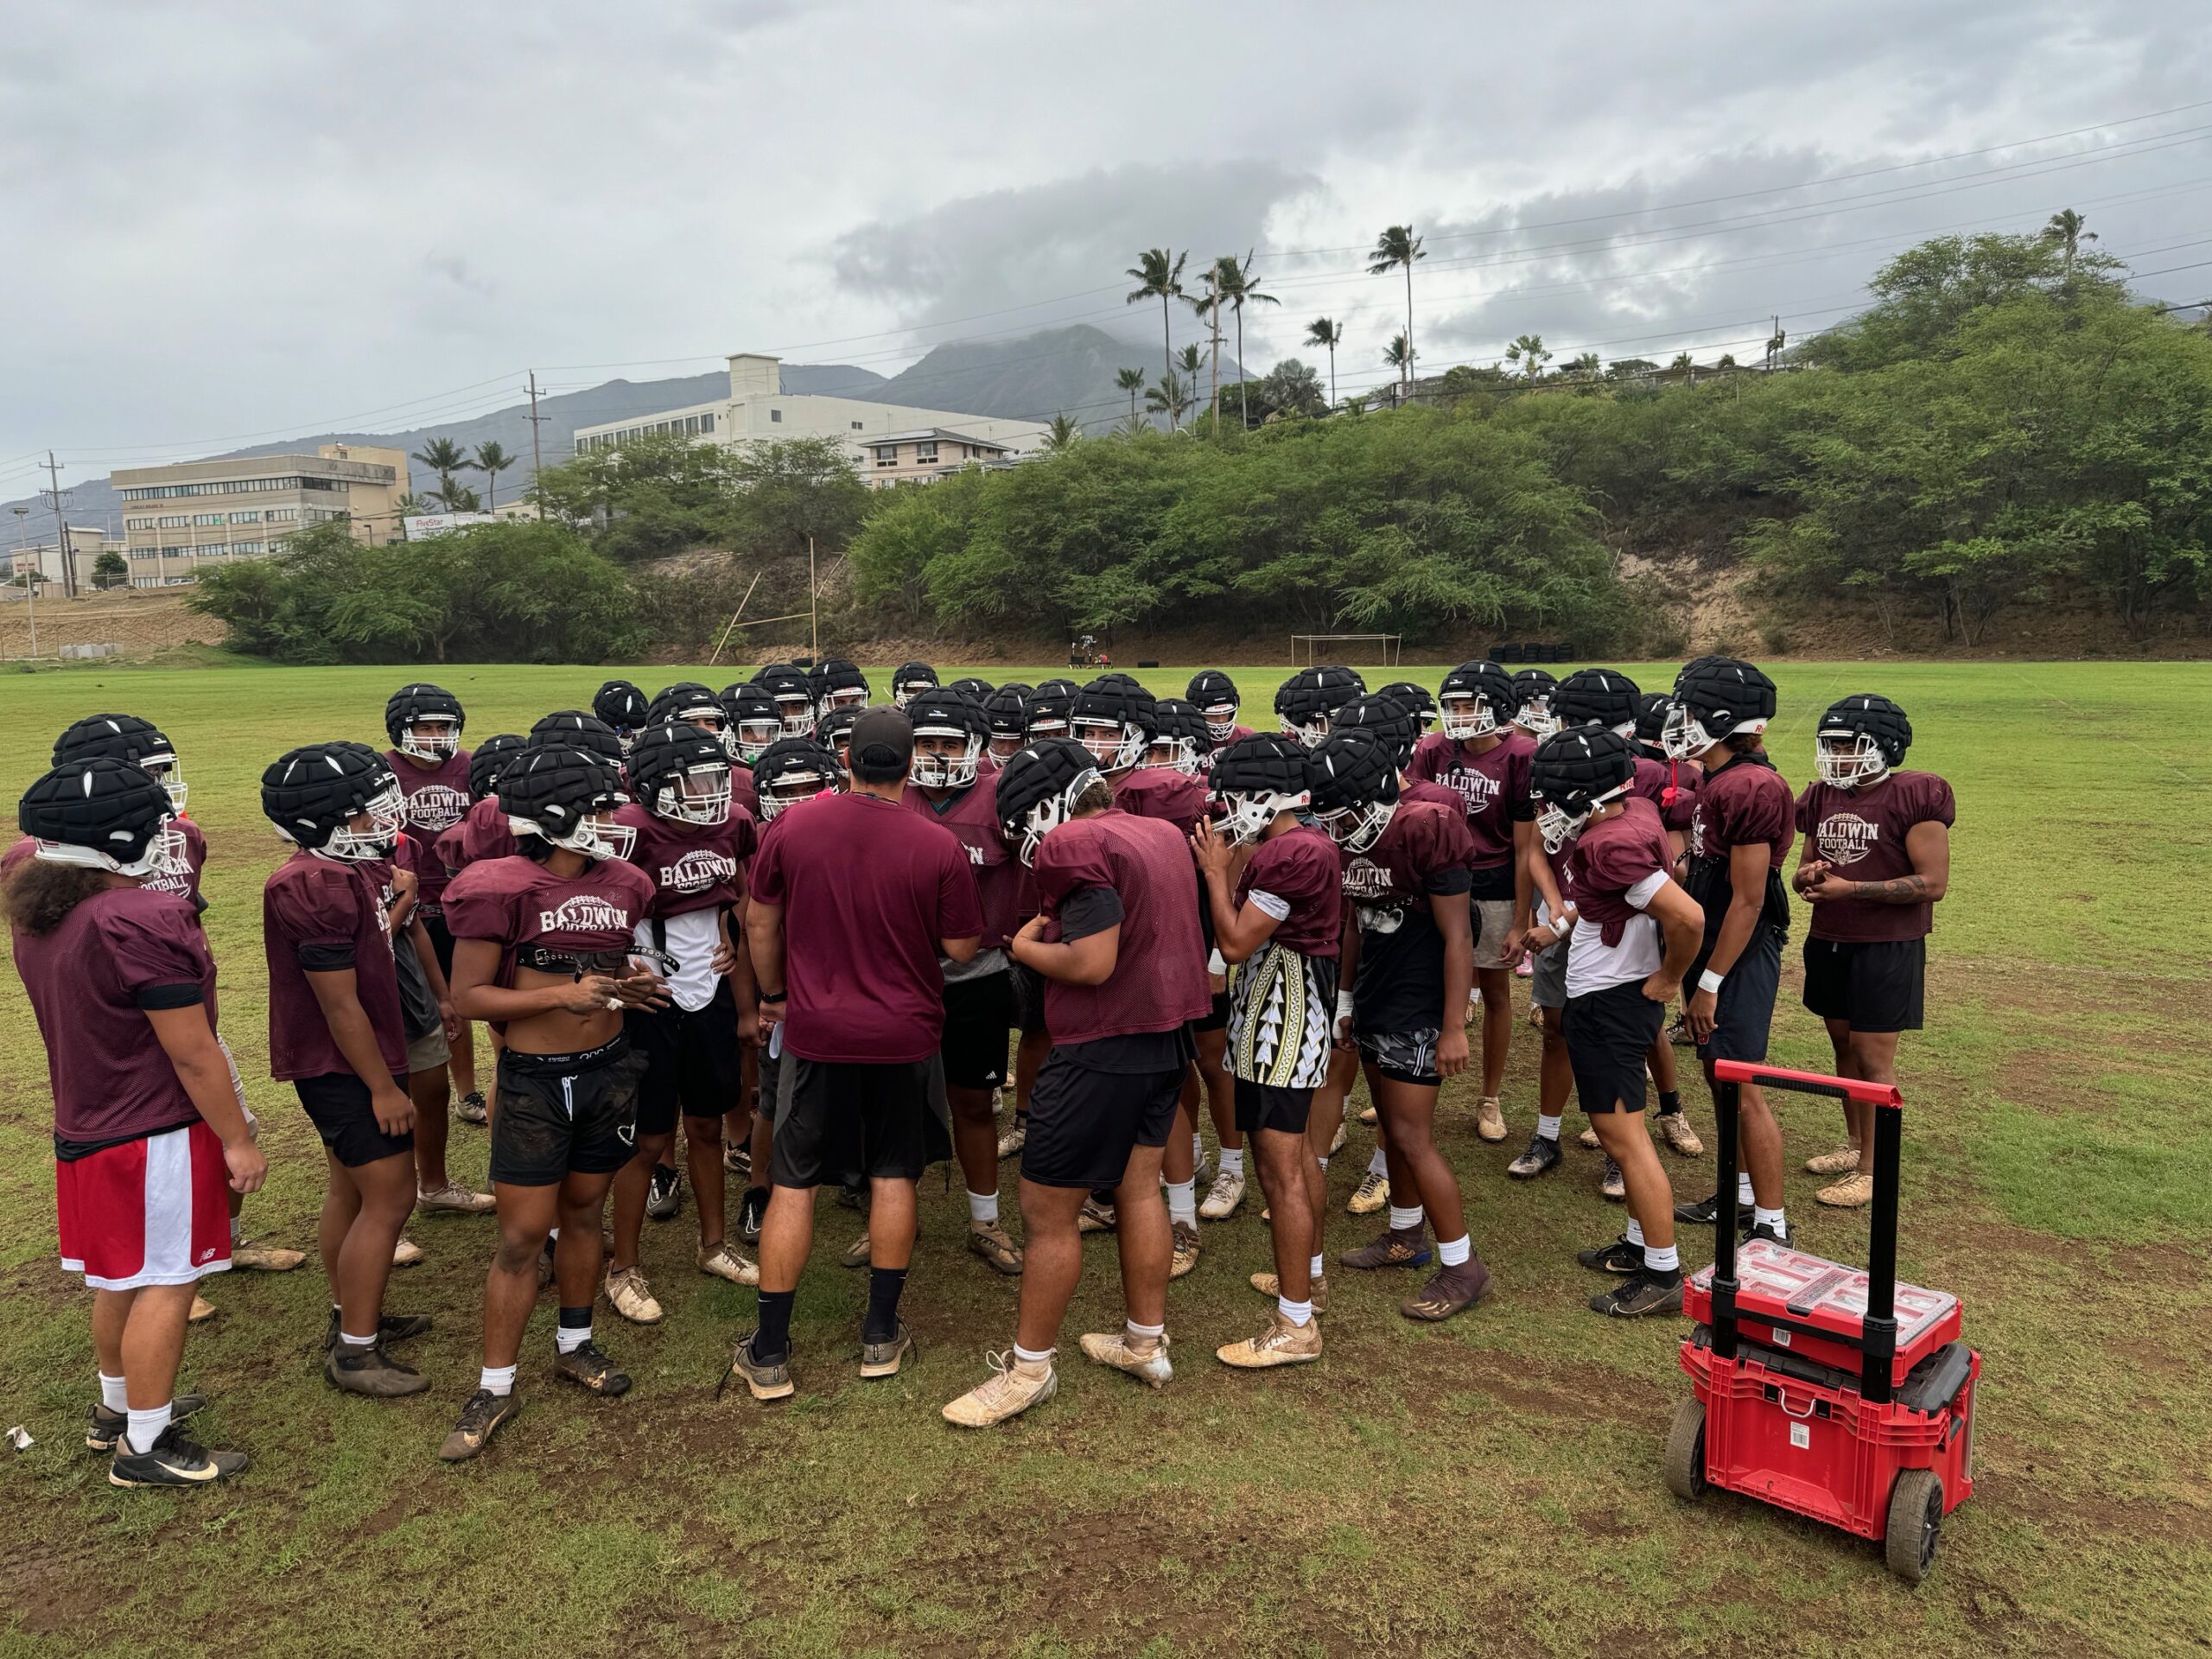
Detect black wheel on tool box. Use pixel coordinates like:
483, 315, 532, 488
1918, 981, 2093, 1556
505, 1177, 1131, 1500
1884, 1468, 1943, 1584
1662, 1397, 1708, 1501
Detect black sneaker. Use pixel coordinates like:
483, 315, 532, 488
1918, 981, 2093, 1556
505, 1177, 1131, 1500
439, 1388, 519, 1461
86, 1392, 207, 1453
108, 1421, 248, 1488
1599, 1156, 1626, 1202
1575, 1235, 1644, 1274
1588, 1268, 1686, 1319
1675, 1192, 1755, 1228
1744, 1219, 1792, 1248
323, 1307, 434, 1352
737, 1185, 768, 1244
326, 1339, 433, 1396
645, 1163, 683, 1221
552, 1339, 632, 1396
1506, 1133, 1561, 1180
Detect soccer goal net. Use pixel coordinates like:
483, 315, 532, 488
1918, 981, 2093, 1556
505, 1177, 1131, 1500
1289, 632, 1402, 667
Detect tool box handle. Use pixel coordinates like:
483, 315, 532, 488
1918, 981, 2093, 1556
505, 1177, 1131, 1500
1708, 1064, 1904, 1405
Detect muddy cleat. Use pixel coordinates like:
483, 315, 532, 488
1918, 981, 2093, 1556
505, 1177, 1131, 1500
842, 1230, 873, 1268
231, 1241, 307, 1272
454, 1090, 489, 1125
719, 1335, 794, 1402
1657, 1111, 1705, 1156
1078, 1331, 1173, 1389
392, 1235, 425, 1268
326, 1339, 433, 1397
1346, 1169, 1390, 1214
322, 1307, 433, 1351
1249, 1271, 1327, 1313
943, 1351, 1056, 1427
108, 1423, 247, 1488
860, 1323, 914, 1379
1805, 1143, 1860, 1175
1327, 1118, 1348, 1158
1675, 1192, 1754, 1229
88, 1393, 206, 1453
1475, 1096, 1508, 1142
1338, 1226, 1433, 1272
721, 1142, 750, 1178
967, 1220, 1023, 1275
737, 1185, 768, 1243
1199, 1166, 1246, 1220
1575, 1235, 1645, 1274
553, 1340, 632, 1396
995, 1116, 1028, 1160
697, 1242, 761, 1286
1599, 1155, 1626, 1202
1507, 1135, 1561, 1180
645, 1163, 683, 1221
1217, 1312, 1323, 1369
1817, 1171, 1875, 1209
188, 1294, 216, 1323
1077, 1198, 1117, 1235
1667, 1014, 1694, 1047
1168, 1221, 1202, 1280
439, 1388, 518, 1460
1588, 1268, 1684, 1319
1357, 1102, 1377, 1126
603, 1265, 664, 1325
1401, 1258, 1493, 1322
1578, 1124, 1603, 1150
417, 1181, 496, 1216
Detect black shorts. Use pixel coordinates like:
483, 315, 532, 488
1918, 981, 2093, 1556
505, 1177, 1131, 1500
1007, 961, 1049, 1037
941, 970, 1014, 1091
1562, 981, 1666, 1115
1234, 1078, 1312, 1135
1192, 987, 1231, 1034
757, 1039, 783, 1122
1802, 937, 1925, 1033
628, 981, 744, 1136
771, 1058, 931, 1189
295, 1071, 414, 1168
488, 1039, 644, 1187
1021, 1053, 1182, 1189
1694, 926, 1783, 1065
421, 910, 456, 979
1355, 1027, 1442, 1090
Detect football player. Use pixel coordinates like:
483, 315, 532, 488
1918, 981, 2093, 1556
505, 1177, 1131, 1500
593, 680, 651, 756
8, 758, 265, 1487
1274, 664, 1363, 749
1186, 670, 1252, 753
755, 664, 820, 739
438, 746, 664, 1459
1510, 668, 1562, 741
1378, 682, 1440, 734
983, 685, 1033, 764
1195, 736, 1343, 1368
260, 743, 432, 1398
1024, 679, 1078, 741
814, 658, 872, 718
891, 661, 939, 709
719, 682, 781, 818
943, 740, 1210, 1427
1664, 658, 1796, 1244
647, 683, 734, 757
1792, 695, 1954, 1208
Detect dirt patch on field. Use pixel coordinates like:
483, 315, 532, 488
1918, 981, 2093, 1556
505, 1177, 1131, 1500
0, 591, 213, 659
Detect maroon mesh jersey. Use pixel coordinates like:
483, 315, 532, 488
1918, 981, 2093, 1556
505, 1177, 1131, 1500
384, 748, 474, 912
1033, 810, 1210, 1044
1794, 770, 1955, 943
1339, 800, 1477, 1033
442, 854, 655, 990
263, 851, 408, 1082
748, 792, 985, 1064
3, 816, 206, 912
1632, 753, 1699, 833
451, 795, 518, 870
614, 803, 753, 920
1399, 778, 1462, 812
1115, 766, 1209, 837
1566, 797, 1674, 948
1406, 730, 1535, 868
731, 764, 760, 822
1236, 823, 1343, 958
1204, 722, 1257, 755
903, 770, 1021, 950
11, 885, 216, 1146
1688, 753, 1796, 870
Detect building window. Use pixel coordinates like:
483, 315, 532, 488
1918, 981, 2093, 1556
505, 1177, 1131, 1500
265, 508, 298, 522
915, 442, 938, 463
851, 421, 863, 430
770, 408, 782, 423
126, 517, 155, 531
874, 446, 898, 467
701, 413, 715, 433
229, 510, 260, 524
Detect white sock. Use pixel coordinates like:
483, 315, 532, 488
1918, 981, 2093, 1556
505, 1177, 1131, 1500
1736, 1173, 1754, 1205
1316, 1155, 1328, 1173
1308, 1253, 1325, 1279
1644, 1243, 1681, 1274
1625, 1216, 1645, 1247
1125, 1319, 1164, 1339
1754, 1205, 1786, 1234
124, 1403, 172, 1456
966, 1189, 998, 1225
1437, 1234, 1471, 1268
480, 1363, 517, 1396
1013, 1343, 1055, 1370
548, 1226, 561, 1242
1388, 1204, 1425, 1233
1219, 1147, 1244, 1176
1165, 1179, 1197, 1229
1192, 1131, 1204, 1165
99, 1371, 129, 1413
229, 1215, 243, 1245
1278, 1297, 1313, 1326
1367, 1147, 1389, 1178
339, 1327, 377, 1349
1536, 1115, 1562, 1141
556, 1321, 592, 1355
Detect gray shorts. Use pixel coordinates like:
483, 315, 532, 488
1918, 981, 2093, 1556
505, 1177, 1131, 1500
1356, 1027, 1441, 1089
406, 1023, 450, 1076
1471, 899, 1516, 971
1530, 932, 1569, 1011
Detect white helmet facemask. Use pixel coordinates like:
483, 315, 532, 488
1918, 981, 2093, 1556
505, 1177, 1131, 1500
735, 718, 779, 762
537, 808, 637, 862
399, 718, 461, 764
35, 817, 190, 880
1315, 798, 1395, 855
1440, 695, 1497, 741
1217, 789, 1308, 848
318, 781, 407, 863
1277, 716, 1332, 752
1073, 716, 1147, 773
140, 752, 188, 810
1816, 730, 1889, 789
775, 697, 816, 738
909, 729, 982, 790
656, 762, 732, 827
1516, 700, 1561, 741
1661, 702, 1719, 762
1201, 702, 1239, 743
1146, 737, 1202, 777
1015, 767, 1104, 868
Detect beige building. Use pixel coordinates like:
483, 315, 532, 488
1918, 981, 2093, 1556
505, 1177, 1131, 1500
2, 524, 119, 596
861, 427, 1020, 488
112, 442, 408, 588
571, 353, 1047, 476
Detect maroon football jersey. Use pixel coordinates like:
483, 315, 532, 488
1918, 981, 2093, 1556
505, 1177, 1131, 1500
11, 885, 216, 1146
1405, 730, 1535, 869
903, 772, 1021, 950
442, 854, 656, 988
385, 748, 474, 912
1204, 722, 1257, 755
1033, 809, 1211, 1044
453, 794, 518, 869
1340, 800, 1477, 1033
263, 850, 409, 1082
1236, 823, 1343, 959
1567, 797, 1674, 947
3, 815, 207, 912
748, 792, 985, 1064
731, 763, 760, 822
1115, 766, 1209, 838
1688, 753, 1796, 870
614, 802, 753, 920
1399, 778, 1462, 812
1631, 753, 1699, 834
1794, 770, 1955, 943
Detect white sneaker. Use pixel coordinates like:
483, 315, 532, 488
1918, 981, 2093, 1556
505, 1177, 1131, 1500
696, 1242, 760, 1287
1346, 1169, 1389, 1216
416, 1182, 496, 1216
604, 1265, 664, 1324
1327, 1118, 1348, 1157
391, 1236, 424, 1268
995, 1118, 1027, 1160
943, 1351, 1057, 1427
1078, 1331, 1173, 1389
1199, 1166, 1245, 1220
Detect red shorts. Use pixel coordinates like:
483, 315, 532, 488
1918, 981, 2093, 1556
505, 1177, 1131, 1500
56, 1121, 232, 1291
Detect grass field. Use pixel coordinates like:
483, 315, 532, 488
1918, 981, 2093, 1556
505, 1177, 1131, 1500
1, 658, 2208, 1659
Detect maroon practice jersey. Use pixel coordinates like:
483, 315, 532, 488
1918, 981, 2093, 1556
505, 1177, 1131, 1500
1114, 766, 1209, 837
1567, 797, 1674, 948
1236, 823, 1344, 959
3, 816, 207, 913
1398, 778, 1462, 812
1688, 753, 1796, 870
1340, 799, 1476, 1033
1033, 809, 1210, 1045
1205, 722, 1257, 755
450, 794, 518, 870
614, 802, 753, 920
1794, 770, 1955, 943
385, 748, 474, 912
263, 850, 409, 1083
1405, 730, 1535, 872
11, 885, 216, 1147
442, 853, 656, 988
903, 769, 1021, 950
731, 763, 760, 822
1632, 753, 1699, 834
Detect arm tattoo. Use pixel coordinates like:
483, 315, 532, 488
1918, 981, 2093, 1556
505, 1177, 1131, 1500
1852, 874, 1929, 903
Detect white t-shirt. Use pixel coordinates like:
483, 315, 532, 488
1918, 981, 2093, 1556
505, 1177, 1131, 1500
637, 908, 723, 1013
1563, 870, 1669, 1000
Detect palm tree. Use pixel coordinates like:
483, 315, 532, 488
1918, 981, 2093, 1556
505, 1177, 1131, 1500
1382, 332, 1417, 398
1368, 225, 1426, 398
1115, 366, 1147, 428
1174, 342, 1203, 387
1565, 351, 1601, 379
431, 480, 483, 512
2042, 208, 2096, 278
1187, 270, 1224, 426
1214, 251, 1281, 429
1043, 413, 1083, 452
411, 436, 469, 505
1304, 317, 1344, 408
1145, 371, 1196, 429
1124, 248, 1188, 426
1669, 351, 1695, 372
470, 441, 515, 508
1505, 334, 1551, 379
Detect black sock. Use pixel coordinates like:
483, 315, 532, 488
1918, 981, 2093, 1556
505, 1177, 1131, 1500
1658, 1090, 1682, 1116
864, 1267, 909, 1344
753, 1290, 795, 1363
744, 1184, 768, 1205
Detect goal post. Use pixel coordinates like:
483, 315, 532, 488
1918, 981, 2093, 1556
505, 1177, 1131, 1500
1289, 632, 1401, 667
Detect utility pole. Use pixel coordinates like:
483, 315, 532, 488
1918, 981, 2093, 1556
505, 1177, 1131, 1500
526, 372, 548, 520
10, 504, 29, 658
807, 534, 818, 659
44, 453, 73, 598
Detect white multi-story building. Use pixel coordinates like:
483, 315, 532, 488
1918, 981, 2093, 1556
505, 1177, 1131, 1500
112, 443, 408, 588
571, 353, 1047, 485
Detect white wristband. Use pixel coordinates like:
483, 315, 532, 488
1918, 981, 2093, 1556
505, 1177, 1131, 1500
1336, 989, 1357, 1021
1698, 969, 1726, 995
1207, 948, 1228, 976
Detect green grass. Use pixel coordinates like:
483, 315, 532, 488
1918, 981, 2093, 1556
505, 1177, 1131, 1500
2, 659, 2209, 1658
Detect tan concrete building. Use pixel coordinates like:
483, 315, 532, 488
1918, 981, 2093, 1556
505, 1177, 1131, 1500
2, 524, 120, 596
112, 442, 408, 587
861, 427, 1019, 487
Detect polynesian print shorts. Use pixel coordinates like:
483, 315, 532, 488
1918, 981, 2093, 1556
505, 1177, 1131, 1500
1225, 938, 1338, 1090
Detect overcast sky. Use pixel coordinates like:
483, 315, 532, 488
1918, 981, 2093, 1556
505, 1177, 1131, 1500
6, 0, 2209, 495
